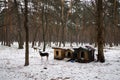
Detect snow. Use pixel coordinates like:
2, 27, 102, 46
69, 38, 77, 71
0, 43, 120, 80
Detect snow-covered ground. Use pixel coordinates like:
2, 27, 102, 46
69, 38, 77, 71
0, 43, 120, 80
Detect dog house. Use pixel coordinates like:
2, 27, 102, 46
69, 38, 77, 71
85, 46, 95, 61
65, 49, 73, 58
52, 47, 66, 60
52, 47, 74, 60
73, 46, 95, 63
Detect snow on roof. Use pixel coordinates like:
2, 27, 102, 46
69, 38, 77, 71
52, 47, 74, 51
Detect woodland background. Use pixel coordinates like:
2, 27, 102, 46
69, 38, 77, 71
0, 0, 120, 64
0, 0, 120, 48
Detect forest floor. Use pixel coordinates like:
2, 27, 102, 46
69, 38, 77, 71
0, 43, 120, 80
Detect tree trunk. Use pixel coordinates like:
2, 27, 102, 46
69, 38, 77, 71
24, 0, 29, 66
18, 32, 24, 49
114, 0, 118, 46
14, 0, 24, 49
32, 26, 39, 48
42, 0, 49, 51
41, 3, 46, 51
97, 0, 105, 62
61, 0, 65, 47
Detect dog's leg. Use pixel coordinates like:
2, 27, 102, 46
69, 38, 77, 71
46, 56, 48, 60
41, 57, 43, 60
47, 54, 49, 61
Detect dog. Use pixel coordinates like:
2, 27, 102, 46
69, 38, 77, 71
39, 49, 49, 60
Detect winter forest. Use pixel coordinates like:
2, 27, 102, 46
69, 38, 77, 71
0, 0, 120, 80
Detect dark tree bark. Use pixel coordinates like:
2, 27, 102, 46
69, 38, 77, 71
113, 0, 119, 46
41, 3, 46, 51
32, 27, 39, 48
41, 0, 48, 51
2, 1, 7, 46
97, 0, 105, 62
14, 0, 24, 49
61, 0, 65, 47
24, 0, 29, 66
